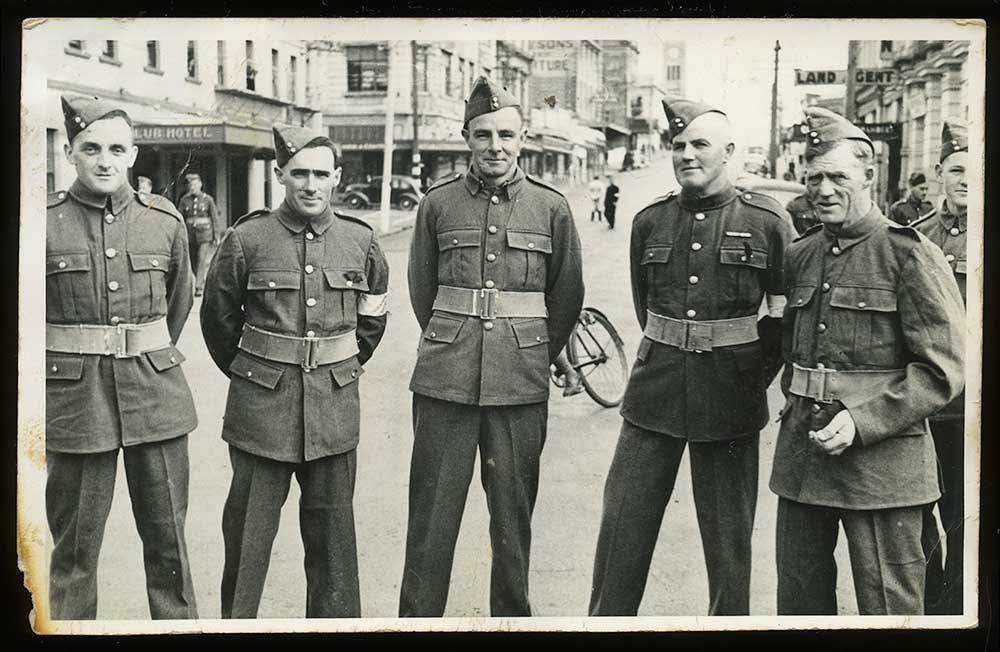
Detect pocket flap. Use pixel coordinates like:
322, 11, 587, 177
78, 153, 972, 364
511, 318, 550, 348
247, 270, 301, 291
323, 269, 370, 292
330, 357, 365, 387
423, 313, 465, 344
787, 285, 817, 309
46, 252, 91, 275
640, 245, 672, 265
507, 231, 553, 254
229, 353, 284, 389
128, 252, 170, 272
955, 259, 967, 275
46, 354, 84, 380
438, 229, 481, 251
830, 286, 897, 312
720, 247, 768, 270
146, 346, 186, 372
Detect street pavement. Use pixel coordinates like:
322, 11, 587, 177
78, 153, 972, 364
82, 156, 859, 620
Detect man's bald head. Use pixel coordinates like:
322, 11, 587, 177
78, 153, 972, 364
671, 110, 736, 197
681, 111, 733, 147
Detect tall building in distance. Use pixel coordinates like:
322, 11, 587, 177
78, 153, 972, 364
598, 40, 639, 154
526, 40, 605, 125
662, 40, 686, 97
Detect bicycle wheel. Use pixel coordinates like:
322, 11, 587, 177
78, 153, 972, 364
566, 307, 628, 408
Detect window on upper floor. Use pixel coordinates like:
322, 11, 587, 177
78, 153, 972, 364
458, 58, 467, 97
272, 49, 280, 97
67, 40, 85, 53
414, 46, 429, 93
289, 55, 298, 103
666, 64, 681, 81
146, 41, 161, 71
102, 41, 117, 60
246, 41, 257, 91
442, 50, 454, 96
217, 41, 226, 85
346, 45, 388, 93
187, 41, 199, 80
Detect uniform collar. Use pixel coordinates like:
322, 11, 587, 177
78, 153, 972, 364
678, 183, 738, 211
69, 179, 134, 215
464, 166, 526, 200
939, 201, 968, 233
823, 204, 884, 251
275, 200, 335, 235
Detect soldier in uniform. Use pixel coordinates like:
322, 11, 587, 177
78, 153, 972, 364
786, 192, 820, 235
770, 107, 965, 615
178, 172, 223, 297
912, 120, 969, 615
46, 95, 198, 619
401, 77, 584, 617
589, 97, 794, 616
889, 172, 935, 226
200, 125, 389, 618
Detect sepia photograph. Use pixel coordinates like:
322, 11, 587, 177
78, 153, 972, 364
17, 16, 985, 634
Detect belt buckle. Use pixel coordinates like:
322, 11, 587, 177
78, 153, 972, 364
810, 367, 835, 403
302, 335, 319, 370
478, 288, 498, 319
680, 320, 712, 353
113, 323, 139, 358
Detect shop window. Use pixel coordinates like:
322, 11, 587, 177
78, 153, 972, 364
186, 41, 199, 80
145, 41, 161, 72
346, 45, 388, 93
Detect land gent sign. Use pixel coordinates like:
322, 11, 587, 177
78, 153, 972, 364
795, 68, 898, 85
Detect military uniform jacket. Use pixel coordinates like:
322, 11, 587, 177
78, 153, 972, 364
619, 184, 795, 441
888, 194, 935, 227
200, 202, 389, 463
769, 207, 965, 510
408, 168, 584, 406
786, 193, 819, 236
46, 181, 197, 453
179, 191, 222, 243
914, 202, 968, 421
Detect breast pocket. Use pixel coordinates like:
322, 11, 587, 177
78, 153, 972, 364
828, 286, 901, 366
46, 252, 93, 321
437, 228, 481, 285
785, 284, 817, 354
246, 270, 301, 330
640, 245, 672, 290
323, 269, 369, 330
128, 252, 170, 316
507, 230, 552, 290
719, 245, 768, 305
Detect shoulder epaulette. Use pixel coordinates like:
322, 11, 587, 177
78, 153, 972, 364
425, 173, 462, 193
737, 189, 787, 221
334, 211, 374, 231
639, 190, 676, 212
909, 209, 937, 229
524, 174, 565, 197
792, 222, 824, 242
135, 191, 183, 220
232, 208, 271, 228
887, 221, 922, 241
48, 190, 69, 209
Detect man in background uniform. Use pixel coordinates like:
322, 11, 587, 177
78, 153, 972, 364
889, 172, 935, 226
46, 95, 198, 619
786, 191, 819, 235
912, 120, 969, 615
771, 107, 964, 615
201, 125, 389, 618
401, 77, 584, 617
179, 172, 223, 296
589, 97, 794, 616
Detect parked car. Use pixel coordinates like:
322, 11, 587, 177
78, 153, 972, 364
339, 175, 424, 211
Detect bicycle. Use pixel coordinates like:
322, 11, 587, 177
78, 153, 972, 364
551, 307, 629, 408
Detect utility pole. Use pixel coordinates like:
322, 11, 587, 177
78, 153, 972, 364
845, 40, 859, 121
379, 42, 396, 234
410, 40, 422, 188
768, 40, 781, 180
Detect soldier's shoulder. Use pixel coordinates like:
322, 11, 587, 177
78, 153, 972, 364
886, 220, 924, 244
135, 191, 183, 220
424, 172, 463, 195
334, 210, 375, 236
47, 190, 70, 210
791, 222, 824, 244
637, 190, 677, 215
524, 174, 566, 199
231, 208, 272, 230
888, 198, 906, 209
735, 189, 789, 223
909, 209, 937, 231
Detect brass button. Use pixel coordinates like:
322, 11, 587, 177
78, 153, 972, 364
305, 232, 315, 240
648, 252, 655, 258
351, 370, 357, 378
484, 280, 495, 289
452, 238, 459, 245
246, 370, 253, 377
857, 301, 867, 308
740, 255, 748, 262
169, 355, 177, 363
945, 254, 955, 262
58, 260, 67, 269
528, 242, 535, 249
108, 280, 120, 291
491, 195, 499, 205
429, 332, 436, 339
487, 253, 497, 262
58, 192, 65, 199
305, 264, 315, 273
949, 227, 959, 236
831, 246, 841, 256
304, 367, 312, 373
816, 362, 825, 370
268, 281, 277, 288
483, 321, 494, 330
822, 282, 831, 292
689, 275, 699, 284
691, 242, 702, 251
104, 213, 114, 224
151, 259, 159, 267
488, 225, 498, 234
110, 316, 121, 324
51, 365, 58, 373
811, 403, 821, 413
105, 247, 117, 258
346, 280, 353, 287
744, 193, 753, 200
694, 212, 706, 221
306, 297, 317, 307
818, 323, 827, 333
686, 309, 696, 318
535, 336, 542, 342
306, 330, 316, 337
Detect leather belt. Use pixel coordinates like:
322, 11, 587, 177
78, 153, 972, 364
643, 311, 758, 352
789, 363, 906, 404
186, 217, 212, 227
238, 324, 359, 370
46, 318, 171, 358
433, 285, 548, 319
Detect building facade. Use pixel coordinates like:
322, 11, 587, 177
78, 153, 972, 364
597, 40, 639, 156
662, 41, 686, 97
47, 39, 320, 223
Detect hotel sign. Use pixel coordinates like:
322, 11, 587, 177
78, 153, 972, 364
133, 124, 224, 144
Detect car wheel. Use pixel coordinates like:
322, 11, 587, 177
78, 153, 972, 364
398, 196, 416, 211
346, 195, 366, 210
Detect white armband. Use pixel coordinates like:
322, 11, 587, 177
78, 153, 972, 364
358, 292, 389, 317
765, 293, 787, 319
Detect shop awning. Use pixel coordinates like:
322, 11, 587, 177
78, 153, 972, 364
118, 100, 273, 149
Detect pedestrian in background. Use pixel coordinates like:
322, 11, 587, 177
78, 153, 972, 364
889, 171, 934, 226
179, 172, 223, 296
771, 107, 964, 615
589, 97, 793, 617
603, 175, 619, 230
201, 125, 389, 618
46, 95, 199, 620
587, 174, 604, 221
785, 191, 819, 235
401, 77, 584, 617
913, 120, 969, 615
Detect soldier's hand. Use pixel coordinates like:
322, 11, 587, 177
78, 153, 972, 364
808, 409, 857, 456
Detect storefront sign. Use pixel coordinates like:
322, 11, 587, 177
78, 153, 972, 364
795, 69, 898, 85
133, 124, 224, 144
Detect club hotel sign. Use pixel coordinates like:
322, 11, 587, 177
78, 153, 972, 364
133, 124, 225, 144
